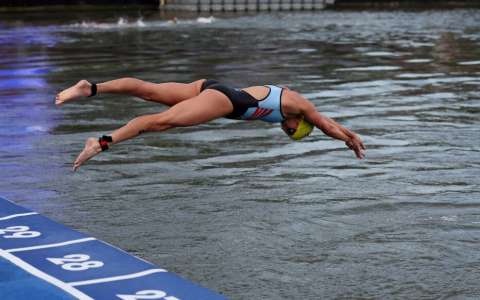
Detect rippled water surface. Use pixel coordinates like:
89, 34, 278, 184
1, 9, 480, 299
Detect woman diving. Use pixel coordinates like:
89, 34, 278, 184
55, 78, 366, 171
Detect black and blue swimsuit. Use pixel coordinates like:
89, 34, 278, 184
200, 79, 285, 123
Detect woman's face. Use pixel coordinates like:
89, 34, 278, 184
281, 117, 300, 136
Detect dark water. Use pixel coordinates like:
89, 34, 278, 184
1, 9, 480, 299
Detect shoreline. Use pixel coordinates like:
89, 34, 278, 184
0, 4, 157, 13
333, 0, 480, 9
1, 1, 480, 12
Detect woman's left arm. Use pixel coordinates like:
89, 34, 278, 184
303, 102, 366, 159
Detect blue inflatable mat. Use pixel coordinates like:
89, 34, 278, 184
0, 197, 228, 300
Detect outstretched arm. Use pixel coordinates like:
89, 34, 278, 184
303, 102, 366, 159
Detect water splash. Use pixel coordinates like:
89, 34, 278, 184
196, 16, 216, 24
25, 125, 48, 133
70, 17, 150, 30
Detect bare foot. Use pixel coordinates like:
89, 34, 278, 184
73, 138, 102, 171
55, 80, 92, 106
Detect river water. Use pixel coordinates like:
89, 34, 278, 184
1, 8, 480, 299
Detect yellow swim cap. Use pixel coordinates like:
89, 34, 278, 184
289, 117, 314, 141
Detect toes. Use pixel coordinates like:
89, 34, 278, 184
55, 94, 64, 105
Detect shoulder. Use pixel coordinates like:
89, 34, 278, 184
282, 88, 316, 114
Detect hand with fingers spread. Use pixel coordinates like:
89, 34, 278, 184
346, 134, 366, 159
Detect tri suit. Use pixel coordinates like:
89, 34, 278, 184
200, 79, 286, 123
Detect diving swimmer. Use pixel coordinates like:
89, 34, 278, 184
55, 78, 366, 171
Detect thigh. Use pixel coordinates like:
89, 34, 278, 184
141, 79, 205, 106
164, 89, 234, 126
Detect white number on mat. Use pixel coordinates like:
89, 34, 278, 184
0, 226, 41, 238
117, 290, 180, 300
47, 254, 104, 271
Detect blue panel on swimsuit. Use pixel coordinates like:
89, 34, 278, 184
240, 85, 285, 123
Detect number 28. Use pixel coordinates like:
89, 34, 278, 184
46, 254, 103, 271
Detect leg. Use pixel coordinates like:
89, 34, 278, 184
55, 78, 206, 106
72, 90, 233, 171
